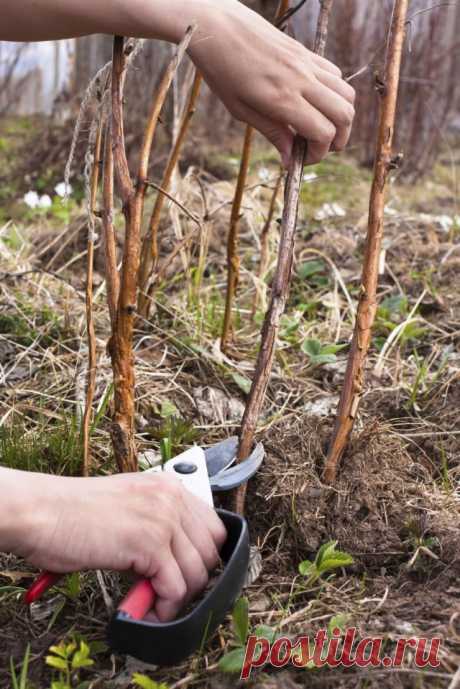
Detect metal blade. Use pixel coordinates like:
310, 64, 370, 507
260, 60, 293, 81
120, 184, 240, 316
209, 442, 264, 492
204, 436, 238, 477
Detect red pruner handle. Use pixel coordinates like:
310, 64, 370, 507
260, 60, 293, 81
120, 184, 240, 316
117, 579, 156, 621
24, 571, 63, 605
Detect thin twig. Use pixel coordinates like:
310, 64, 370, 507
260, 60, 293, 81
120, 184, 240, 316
139, 71, 203, 318
82, 117, 104, 476
101, 122, 119, 327
136, 29, 198, 317
221, 125, 254, 353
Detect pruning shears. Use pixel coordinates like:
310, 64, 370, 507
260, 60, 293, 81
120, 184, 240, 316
25, 437, 264, 665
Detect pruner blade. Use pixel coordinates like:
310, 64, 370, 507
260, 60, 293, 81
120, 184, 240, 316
209, 442, 264, 492
204, 436, 238, 477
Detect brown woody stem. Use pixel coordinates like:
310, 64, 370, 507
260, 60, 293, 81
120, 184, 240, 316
323, 0, 409, 484
233, 0, 335, 515
109, 36, 138, 472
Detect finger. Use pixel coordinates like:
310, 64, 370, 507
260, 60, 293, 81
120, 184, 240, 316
280, 96, 336, 163
311, 52, 342, 77
180, 505, 221, 571
151, 550, 187, 623
182, 493, 227, 548
331, 122, 353, 152
315, 68, 356, 105
181, 497, 225, 569
303, 79, 354, 131
233, 102, 294, 168
172, 530, 209, 603
305, 140, 331, 166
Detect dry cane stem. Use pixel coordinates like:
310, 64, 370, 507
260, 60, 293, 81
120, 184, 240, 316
108, 31, 194, 471
139, 70, 203, 318
102, 123, 120, 327
108, 35, 139, 472
252, 167, 284, 318
221, 125, 254, 353
136, 29, 197, 317
82, 119, 103, 476
233, 0, 335, 515
323, 0, 409, 484
220, 0, 290, 354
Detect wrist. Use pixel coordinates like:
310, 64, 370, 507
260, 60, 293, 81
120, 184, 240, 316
110, 0, 217, 44
0, 468, 46, 556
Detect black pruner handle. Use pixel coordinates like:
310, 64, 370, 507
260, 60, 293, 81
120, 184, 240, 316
107, 509, 249, 666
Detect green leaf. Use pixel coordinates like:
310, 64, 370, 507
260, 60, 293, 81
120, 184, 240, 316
218, 647, 246, 674
160, 437, 172, 463
19, 645, 31, 689
48, 645, 68, 659
298, 260, 325, 280
51, 682, 69, 689
315, 541, 354, 574
309, 353, 338, 365
131, 673, 169, 689
45, 656, 68, 671
160, 400, 179, 419
328, 613, 349, 637
66, 572, 81, 599
72, 657, 94, 670
72, 642, 94, 669
321, 343, 347, 355
302, 339, 322, 357
254, 625, 278, 644
231, 373, 252, 395
315, 540, 337, 568
298, 559, 315, 576
317, 552, 354, 574
232, 597, 249, 645
87, 640, 108, 655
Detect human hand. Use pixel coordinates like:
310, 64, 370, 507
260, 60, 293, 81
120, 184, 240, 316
189, 0, 356, 166
4, 469, 226, 622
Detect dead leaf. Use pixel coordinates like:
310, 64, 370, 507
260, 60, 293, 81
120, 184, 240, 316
0, 570, 34, 584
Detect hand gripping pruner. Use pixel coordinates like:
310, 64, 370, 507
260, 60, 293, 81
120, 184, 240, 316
25, 437, 264, 665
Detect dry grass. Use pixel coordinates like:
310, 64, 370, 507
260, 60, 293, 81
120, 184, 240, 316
0, 134, 459, 687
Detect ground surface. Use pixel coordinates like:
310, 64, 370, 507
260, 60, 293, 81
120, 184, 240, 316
0, 118, 459, 688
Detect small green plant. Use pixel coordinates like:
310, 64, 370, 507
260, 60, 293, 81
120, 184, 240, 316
0, 301, 67, 348
407, 348, 450, 411
0, 415, 83, 474
10, 645, 32, 689
403, 518, 440, 572
298, 541, 354, 586
218, 597, 279, 674
131, 674, 169, 689
147, 415, 200, 458
297, 259, 329, 289
45, 639, 95, 689
301, 339, 347, 366
375, 294, 427, 350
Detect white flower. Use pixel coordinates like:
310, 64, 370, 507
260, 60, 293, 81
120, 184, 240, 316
314, 202, 346, 221
55, 182, 72, 198
38, 195, 52, 209
258, 166, 270, 182
331, 202, 346, 217
436, 215, 453, 233
303, 172, 318, 182
23, 190, 40, 208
